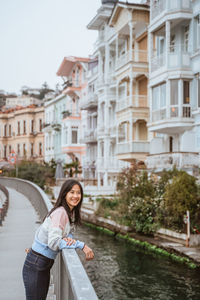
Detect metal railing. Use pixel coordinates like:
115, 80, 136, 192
0, 183, 9, 226
0, 177, 98, 300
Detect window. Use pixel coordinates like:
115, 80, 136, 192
31, 143, 34, 156
65, 128, 68, 144
72, 127, 78, 144
39, 143, 42, 156
171, 80, 179, 105
23, 120, 26, 134
9, 125, 11, 137
17, 121, 20, 135
184, 25, 189, 52
31, 120, 34, 133
183, 81, 190, 104
197, 14, 200, 49
152, 83, 166, 121
4, 145, 7, 158
170, 35, 175, 52
169, 136, 173, 152
17, 144, 20, 156
23, 144, 26, 156
39, 119, 42, 132
4, 124, 7, 137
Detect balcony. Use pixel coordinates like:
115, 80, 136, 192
115, 50, 148, 71
146, 152, 199, 172
82, 129, 97, 143
151, 44, 191, 73
150, 105, 193, 134
117, 141, 149, 155
116, 95, 148, 112
80, 93, 98, 110
151, 0, 192, 21
98, 90, 116, 102
96, 157, 127, 171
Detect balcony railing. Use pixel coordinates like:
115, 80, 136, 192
81, 94, 98, 109
116, 95, 148, 112
117, 141, 149, 155
83, 130, 97, 143
115, 50, 148, 70
151, 0, 192, 20
151, 44, 191, 72
152, 105, 191, 122
96, 157, 127, 170
146, 151, 199, 171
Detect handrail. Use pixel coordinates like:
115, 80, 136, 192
0, 177, 98, 300
0, 183, 9, 225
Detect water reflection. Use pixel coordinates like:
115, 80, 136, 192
76, 225, 200, 300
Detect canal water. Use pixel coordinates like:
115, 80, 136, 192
76, 225, 200, 300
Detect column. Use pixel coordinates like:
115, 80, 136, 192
115, 35, 119, 68
105, 44, 110, 83
178, 79, 183, 118
165, 80, 170, 119
98, 51, 103, 82
148, 31, 153, 73
165, 20, 170, 68
129, 22, 133, 61
97, 172, 101, 188
129, 77, 133, 106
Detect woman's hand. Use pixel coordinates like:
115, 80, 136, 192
83, 244, 94, 261
63, 237, 76, 246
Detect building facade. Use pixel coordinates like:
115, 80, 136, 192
0, 105, 44, 162
146, 0, 200, 175
109, 1, 151, 166
55, 56, 89, 167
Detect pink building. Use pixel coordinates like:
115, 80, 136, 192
57, 56, 90, 168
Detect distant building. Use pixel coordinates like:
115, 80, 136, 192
5, 95, 42, 108
0, 105, 44, 163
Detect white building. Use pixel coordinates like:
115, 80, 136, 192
5, 95, 42, 108
146, 0, 200, 175
87, 0, 129, 191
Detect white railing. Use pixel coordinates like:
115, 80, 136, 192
0, 177, 98, 300
117, 141, 149, 154
83, 129, 97, 143
96, 157, 127, 170
98, 90, 116, 102
81, 94, 98, 109
151, 43, 191, 72
115, 50, 148, 70
152, 108, 167, 122
151, 53, 166, 72
116, 95, 148, 112
151, 0, 192, 20
152, 105, 191, 122
146, 152, 199, 170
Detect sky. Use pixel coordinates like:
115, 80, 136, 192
0, 0, 101, 94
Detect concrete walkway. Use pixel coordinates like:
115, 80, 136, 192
0, 188, 54, 300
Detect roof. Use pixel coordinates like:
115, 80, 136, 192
109, 1, 149, 26
56, 56, 90, 77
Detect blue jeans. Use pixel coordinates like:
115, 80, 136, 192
22, 249, 54, 300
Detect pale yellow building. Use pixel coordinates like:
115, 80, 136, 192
0, 105, 44, 163
109, 1, 151, 164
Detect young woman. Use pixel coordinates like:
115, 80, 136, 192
22, 179, 94, 300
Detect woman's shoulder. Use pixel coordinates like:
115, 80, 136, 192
49, 207, 69, 229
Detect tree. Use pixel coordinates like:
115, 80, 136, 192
163, 171, 200, 231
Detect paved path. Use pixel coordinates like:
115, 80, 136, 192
0, 188, 54, 300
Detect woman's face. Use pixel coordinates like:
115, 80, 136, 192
65, 184, 81, 211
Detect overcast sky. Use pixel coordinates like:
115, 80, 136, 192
0, 0, 101, 94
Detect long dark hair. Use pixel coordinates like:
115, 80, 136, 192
47, 179, 83, 225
